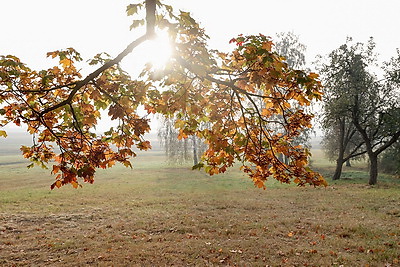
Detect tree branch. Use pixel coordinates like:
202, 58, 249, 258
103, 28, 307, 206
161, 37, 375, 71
39, 34, 149, 116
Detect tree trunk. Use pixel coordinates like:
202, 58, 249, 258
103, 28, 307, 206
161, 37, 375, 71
368, 154, 378, 185
345, 159, 351, 167
192, 136, 198, 165
332, 119, 346, 180
333, 158, 344, 180
145, 0, 156, 36
183, 139, 189, 161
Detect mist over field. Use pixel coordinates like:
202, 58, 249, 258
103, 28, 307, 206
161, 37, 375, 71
0, 131, 162, 157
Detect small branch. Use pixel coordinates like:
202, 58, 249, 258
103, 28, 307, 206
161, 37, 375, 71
174, 56, 282, 100
21, 82, 77, 93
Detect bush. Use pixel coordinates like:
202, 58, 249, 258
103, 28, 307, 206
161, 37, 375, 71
379, 141, 400, 175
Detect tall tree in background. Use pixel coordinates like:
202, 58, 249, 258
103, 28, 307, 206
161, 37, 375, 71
379, 49, 400, 176
321, 121, 364, 170
356, 48, 400, 185
320, 38, 400, 184
0, 0, 326, 189
158, 116, 206, 165
319, 39, 371, 180
274, 32, 306, 70
274, 32, 313, 150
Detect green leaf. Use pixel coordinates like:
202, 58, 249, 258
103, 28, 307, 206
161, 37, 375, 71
123, 160, 132, 168
94, 99, 109, 110
192, 162, 204, 170
126, 4, 142, 16
130, 19, 145, 30
174, 119, 185, 129
180, 11, 196, 26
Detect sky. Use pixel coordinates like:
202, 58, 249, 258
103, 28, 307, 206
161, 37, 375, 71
1, 0, 400, 134
2, 0, 399, 68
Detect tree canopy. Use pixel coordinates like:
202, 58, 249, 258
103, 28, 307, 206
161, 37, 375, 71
0, 0, 326, 189
319, 38, 400, 184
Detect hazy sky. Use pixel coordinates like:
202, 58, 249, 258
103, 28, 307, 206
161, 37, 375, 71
1, 0, 399, 133
1, 0, 399, 68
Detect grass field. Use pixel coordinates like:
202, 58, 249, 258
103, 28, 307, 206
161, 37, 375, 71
0, 145, 400, 266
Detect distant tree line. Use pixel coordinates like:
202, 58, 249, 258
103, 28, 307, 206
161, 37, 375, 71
158, 116, 207, 166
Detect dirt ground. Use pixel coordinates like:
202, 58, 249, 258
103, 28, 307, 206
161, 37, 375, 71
1, 179, 400, 266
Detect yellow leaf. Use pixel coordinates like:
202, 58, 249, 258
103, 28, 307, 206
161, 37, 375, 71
282, 101, 291, 109
262, 41, 272, 51
296, 94, 310, 106
27, 126, 37, 134
261, 108, 271, 117
54, 89, 63, 97
107, 160, 116, 168
0, 130, 7, 138
264, 101, 274, 109
174, 119, 185, 129
60, 58, 72, 68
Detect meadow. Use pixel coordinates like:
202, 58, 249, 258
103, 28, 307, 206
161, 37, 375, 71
0, 140, 399, 266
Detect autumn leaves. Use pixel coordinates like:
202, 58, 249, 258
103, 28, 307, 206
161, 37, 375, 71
0, 0, 326, 189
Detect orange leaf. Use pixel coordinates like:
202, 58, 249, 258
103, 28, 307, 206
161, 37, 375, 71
177, 129, 188, 140
71, 181, 78, 189
55, 180, 62, 188
309, 72, 319, 79
52, 165, 60, 174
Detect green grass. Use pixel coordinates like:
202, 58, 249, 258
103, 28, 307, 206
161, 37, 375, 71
310, 147, 400, 186
0, 148, 399, 266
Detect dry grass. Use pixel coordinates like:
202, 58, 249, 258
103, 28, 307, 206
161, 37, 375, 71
1, 150, 400, 266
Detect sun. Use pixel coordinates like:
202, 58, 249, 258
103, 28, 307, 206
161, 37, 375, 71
142, 29, 172, 71
121, 29, 172, 76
